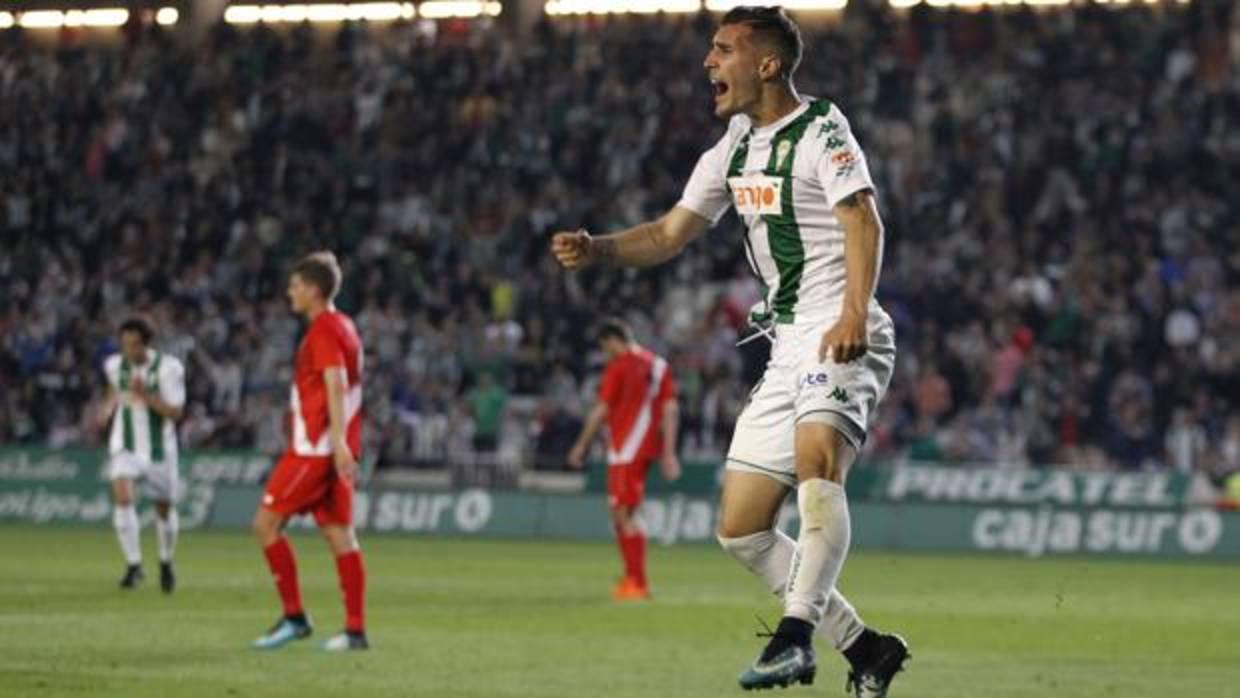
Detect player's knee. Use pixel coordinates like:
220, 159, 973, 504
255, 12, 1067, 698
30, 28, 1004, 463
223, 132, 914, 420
717, 529, 776, 564
715, 508, 775, 539
819, 457, 845, 484
111, 481, 133, 506
796, 448, 843, 483
320, 525, 356, 554
795, 426, 856, 484
610, 506, 633, 530
252, 512, 276, 542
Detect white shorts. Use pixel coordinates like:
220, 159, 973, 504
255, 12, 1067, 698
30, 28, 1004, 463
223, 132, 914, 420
726, 315, 896, 488
107, 452, 181, 502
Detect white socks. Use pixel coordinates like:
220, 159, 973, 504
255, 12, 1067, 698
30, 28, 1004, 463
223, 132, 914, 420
113, 505, 141, 565
156, 509, 179, 563
718, 525, 864, 650
784, 478, 851, 626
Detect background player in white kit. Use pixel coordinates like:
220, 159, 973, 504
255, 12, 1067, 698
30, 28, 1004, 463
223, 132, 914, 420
552, 7, 907, 696
98, 318, 186, 593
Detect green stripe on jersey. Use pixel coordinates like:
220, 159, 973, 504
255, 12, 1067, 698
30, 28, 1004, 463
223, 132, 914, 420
149, 353, 164, 462
727, 133, 750, 178
119, 358, 135, 452
726, 133, 771, 307
763, 100, 829, 323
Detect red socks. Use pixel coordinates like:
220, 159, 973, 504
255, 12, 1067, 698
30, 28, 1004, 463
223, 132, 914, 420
335, 550, 366, 633
263, 537, 303, 616
264, 537, 366, 632
616, 529, 647, 588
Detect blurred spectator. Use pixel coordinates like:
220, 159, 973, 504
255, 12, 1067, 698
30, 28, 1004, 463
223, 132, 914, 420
467, 371, 508, 457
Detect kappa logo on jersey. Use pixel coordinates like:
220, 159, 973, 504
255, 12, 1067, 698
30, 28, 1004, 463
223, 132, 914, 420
802, 372, 852, 403
818, 120, 840, 137
728, 175, 783, 216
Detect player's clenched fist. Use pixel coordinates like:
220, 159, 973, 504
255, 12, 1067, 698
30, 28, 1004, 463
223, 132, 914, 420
550, 228, 593, 269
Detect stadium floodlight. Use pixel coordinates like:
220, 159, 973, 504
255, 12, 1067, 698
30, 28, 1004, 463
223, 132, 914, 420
14, 11, 68, 28
544, 0, 700, 15
912, 0, 1073, 6
2, 6, 179, 28
225, 3, 416, 24
18, 9, 127, 28
895, 0, 1088, 6
67, 9, 131, 26
418, 2, 502, 18
705, 0, 846, 9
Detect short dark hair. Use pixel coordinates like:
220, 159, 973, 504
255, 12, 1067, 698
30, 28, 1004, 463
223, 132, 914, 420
119, 317, 154, 344
290, 251, 342, 301
721, 6, 803, 80
596, 317, 632, 344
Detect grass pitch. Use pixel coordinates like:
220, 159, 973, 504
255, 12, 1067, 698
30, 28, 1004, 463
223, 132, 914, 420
0, 525, 1236, 697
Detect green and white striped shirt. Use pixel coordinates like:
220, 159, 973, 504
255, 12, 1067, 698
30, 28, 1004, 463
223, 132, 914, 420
104, 350, 186, 465
678, 98, 888, 326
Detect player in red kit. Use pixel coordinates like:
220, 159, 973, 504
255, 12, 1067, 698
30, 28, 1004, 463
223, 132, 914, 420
569, 318, 680, 600
251, 251, 369, 651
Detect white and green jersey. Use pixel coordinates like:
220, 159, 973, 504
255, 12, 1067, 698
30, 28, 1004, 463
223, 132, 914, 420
678, 98, 888, 326
104, 350, 185, 466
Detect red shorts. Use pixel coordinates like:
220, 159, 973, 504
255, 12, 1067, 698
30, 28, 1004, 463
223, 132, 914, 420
262, 452, 353, 527
607, 460, 651, 510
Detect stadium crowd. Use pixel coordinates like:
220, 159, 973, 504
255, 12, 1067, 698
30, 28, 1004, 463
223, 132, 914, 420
1, 2, 1237, 481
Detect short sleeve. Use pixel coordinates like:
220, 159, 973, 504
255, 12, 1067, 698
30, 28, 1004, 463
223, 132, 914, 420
676, 131, 736, 225
657, 365, 676, 404
309, 325, 346, 372
160, 359, 186, 408
597, 361, 621, 407
814, 112, 875, 209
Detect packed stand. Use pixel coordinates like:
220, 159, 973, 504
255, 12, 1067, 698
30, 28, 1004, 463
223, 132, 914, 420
1, 2, 1237, 483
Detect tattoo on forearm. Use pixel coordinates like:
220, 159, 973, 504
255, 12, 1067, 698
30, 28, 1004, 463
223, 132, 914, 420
593, 237, 618, 266
642, 225, 661, 254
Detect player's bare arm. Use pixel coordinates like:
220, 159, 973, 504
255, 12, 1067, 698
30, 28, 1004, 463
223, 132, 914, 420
324, 367, 358, 481
660, 399, 681, 481
818, 189, 884, 364
129, 378, 184, 421
550, 205, 710, 270
568, 402, 609, 468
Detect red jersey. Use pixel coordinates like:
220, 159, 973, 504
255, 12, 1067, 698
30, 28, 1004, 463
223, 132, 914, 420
598, 346, 676, 465
289, 310, 363, 457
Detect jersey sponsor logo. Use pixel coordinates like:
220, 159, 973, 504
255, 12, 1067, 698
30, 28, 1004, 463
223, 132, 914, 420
728, 175, 783, 216
803, 371, 829, 387
817, 120, 840, 137
824, 135, 847, 150
832, 150, 858, 179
